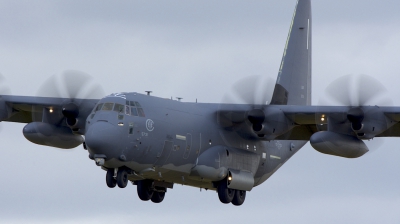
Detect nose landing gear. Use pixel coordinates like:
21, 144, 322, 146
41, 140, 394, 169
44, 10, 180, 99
106, 169, 116, 188
105, 168, 128, 188
116, 169, 128, 188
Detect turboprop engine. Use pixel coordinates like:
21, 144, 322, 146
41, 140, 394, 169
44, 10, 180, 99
310, 131, 369, 158
347, 106, 394, 139
248, 107, 295, 140
23, 122, 84, 149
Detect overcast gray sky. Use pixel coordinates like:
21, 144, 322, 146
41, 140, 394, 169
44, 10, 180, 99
1, 0, 400, 223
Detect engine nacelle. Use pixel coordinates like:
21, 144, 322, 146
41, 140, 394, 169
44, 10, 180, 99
248, 107, 294, 139
310, 131, 369, 158
348, 106, 394, 140
23, 122, 84, 149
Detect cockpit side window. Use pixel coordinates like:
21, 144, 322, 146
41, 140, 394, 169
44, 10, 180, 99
113, 104, 124, 113
125, 100, 145, 117
137, 107, 145, 117
95, 103, 104, 112
131, 107, 138, 116
102, 103, 114, 111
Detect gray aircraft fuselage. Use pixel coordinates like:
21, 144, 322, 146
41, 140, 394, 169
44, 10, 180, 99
85, 92, 306, 190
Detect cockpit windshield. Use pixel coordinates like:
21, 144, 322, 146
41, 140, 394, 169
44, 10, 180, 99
102, 103, 114, 111
95, 103, 103, 112
113, 104, 124, 113
92, 101, 145, 117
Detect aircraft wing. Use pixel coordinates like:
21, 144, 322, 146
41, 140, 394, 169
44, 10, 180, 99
218, 105, 400, 141
1, 95, 98, 126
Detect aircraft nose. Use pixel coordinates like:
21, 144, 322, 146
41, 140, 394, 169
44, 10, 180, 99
85, 121, 122, 158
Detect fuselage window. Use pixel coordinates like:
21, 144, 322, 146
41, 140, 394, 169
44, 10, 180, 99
102, 103, 114, 111
131, 107, 138, 116
113, 104, 124, 113
95, 103, 104, 112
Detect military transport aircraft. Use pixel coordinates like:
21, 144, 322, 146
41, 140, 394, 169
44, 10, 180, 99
1, 0, 398, 206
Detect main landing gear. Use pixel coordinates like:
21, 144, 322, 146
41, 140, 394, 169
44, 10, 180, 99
105, 168, 167, 203
136, 179, 166, 203
217, 178, 247, 206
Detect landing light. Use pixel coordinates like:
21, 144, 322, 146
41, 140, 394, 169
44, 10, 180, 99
228, 176, 232, 181
49, 108, 54, 113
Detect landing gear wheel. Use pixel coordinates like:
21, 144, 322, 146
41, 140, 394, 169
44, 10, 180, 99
151, 191, 166, 203
217, 179, 235, 204
106, 169, 116, 188
232, 190, 246, 206
137, 179, 154, 201
117, 168, 128, 188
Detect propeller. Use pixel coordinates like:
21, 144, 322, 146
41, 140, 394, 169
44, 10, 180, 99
36, 70, 104, 100
33, 70, 105, 130
321, 74, 392, 107
0, 74, 11, 95
221, 75, 276, 106
218, 75, 276, 144
317, 74, 392, 153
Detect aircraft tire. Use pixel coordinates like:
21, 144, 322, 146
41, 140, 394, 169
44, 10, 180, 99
116, 168, 128, 188
151, 191, 165, 203
137, 179, 154, 201
232, 190, 246, 206
217, 179, 235, 204
106, 169, 116, 188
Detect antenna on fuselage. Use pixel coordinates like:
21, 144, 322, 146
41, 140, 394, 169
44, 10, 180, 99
145, 91, 152, 96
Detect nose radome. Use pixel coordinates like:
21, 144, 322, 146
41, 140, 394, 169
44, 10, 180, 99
85, 121, 122, 157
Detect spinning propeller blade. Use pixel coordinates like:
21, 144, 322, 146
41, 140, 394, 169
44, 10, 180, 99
318, 74, 392, 152
322, 74, 392, 107
33, 70, 105, 124
221, 75, 275, 105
